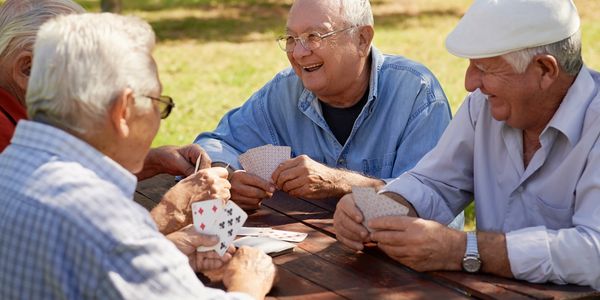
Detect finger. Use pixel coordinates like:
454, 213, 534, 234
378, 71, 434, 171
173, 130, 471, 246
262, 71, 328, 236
336, 233, 364, 251
337, 210, 369, 240
280, 176, 306, 194
233, 181, 272, 199
206, 167, 229, 179
339, 194, 363, 223
271, 156, 302, 183
370, 230, 409, 245
368, 215, 414, 231
274, 166, 302, 190
180, 226, 220, 247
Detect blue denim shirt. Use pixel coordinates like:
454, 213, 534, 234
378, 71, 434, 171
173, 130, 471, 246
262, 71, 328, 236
196, 47, 452, 182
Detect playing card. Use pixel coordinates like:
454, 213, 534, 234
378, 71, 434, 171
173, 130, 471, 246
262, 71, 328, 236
197, 200, 248, 256
191, 199, 224, 234
239, 144, 291, 182
264, 229, 308, 242
352, 186, 409, 232
238, 227, 273, 236
233, 236, 296, 257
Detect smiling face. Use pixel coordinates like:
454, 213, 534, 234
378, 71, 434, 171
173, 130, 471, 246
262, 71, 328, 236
465, 56, 550, 131
285, 0, 370, 106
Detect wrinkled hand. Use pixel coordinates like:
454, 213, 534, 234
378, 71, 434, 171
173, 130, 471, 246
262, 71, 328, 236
138, 144, 211, 180
369, 216, 464, 272
151, 167, 231, 234
272, 155, 345, 199
166, 225, 235, 272
229, 170, 275, 210
333, 193, 370, 251
223, 246, 276, 300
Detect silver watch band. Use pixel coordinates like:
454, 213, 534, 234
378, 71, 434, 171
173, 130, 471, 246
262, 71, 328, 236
466, 231, 479, 257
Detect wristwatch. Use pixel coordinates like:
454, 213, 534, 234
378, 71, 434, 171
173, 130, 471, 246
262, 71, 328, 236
462, 231, 482, 273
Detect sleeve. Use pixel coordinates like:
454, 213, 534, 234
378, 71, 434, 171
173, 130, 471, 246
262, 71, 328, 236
385, 78, 452, 182
506, 136, 600, 289
381, 94, 479, 225
194, 81, 280, 170
96, 234, 256, 299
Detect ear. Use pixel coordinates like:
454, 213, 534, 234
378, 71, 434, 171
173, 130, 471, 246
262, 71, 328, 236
533, 54, 560, 90
12, 51, 32, 92
110, 88, 135, 139
357, 25, 374, 57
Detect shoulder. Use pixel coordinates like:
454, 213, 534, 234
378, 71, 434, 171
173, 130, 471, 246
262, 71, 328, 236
379, 54, 442, 86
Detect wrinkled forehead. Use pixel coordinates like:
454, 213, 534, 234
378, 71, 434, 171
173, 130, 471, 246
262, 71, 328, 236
286, 0, 345, 34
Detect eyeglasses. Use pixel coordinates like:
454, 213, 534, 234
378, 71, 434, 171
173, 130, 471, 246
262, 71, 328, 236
277, 26, 355, 53
145, 95, 175, 119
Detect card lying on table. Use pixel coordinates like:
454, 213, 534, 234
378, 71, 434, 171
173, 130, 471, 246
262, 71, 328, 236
234, 236, 296, 257
192, 199, 248, 256
352, 186, 409, 232
238, 144, 291, 182
238, 226, 308, 243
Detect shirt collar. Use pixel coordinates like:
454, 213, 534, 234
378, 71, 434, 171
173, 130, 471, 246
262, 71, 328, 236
0, 87, 27, 121
545, 66, 598, 146
11, 120, 137, 197
299, 45, 383, 111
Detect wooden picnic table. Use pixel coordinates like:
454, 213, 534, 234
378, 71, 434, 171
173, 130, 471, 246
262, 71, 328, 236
135, 174, 600, 300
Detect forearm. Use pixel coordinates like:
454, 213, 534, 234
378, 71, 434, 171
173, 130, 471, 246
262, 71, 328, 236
478, 231, 513, 277
333, 169, 385, 198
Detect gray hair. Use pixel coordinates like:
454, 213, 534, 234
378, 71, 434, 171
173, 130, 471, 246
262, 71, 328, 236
502, 30, 583, 76
27, 13, 159, 135
339, 0, 374, 27
0, 0, 84, 61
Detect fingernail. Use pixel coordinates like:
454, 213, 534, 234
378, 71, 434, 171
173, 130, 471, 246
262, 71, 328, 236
269, 185, 276, 192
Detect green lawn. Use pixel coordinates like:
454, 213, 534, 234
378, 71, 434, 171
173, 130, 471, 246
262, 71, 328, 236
6, 0, 600, 228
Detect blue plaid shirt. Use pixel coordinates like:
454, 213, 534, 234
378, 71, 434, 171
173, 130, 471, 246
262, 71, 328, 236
0, 121, 252, 300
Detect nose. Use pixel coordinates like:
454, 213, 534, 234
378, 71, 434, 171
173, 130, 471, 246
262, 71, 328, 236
291, 40, 311, 60
464, 61, 482, 92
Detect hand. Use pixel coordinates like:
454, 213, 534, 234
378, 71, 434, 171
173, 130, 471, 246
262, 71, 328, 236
272, 155, 346, 199
369, 216, 464, 272
222, 246, 276, 300
229, 170, 275, 210
151, 167, 231, 234
166, 225, 234, 272
333, 193, 370, 251
137, 144, 211, 180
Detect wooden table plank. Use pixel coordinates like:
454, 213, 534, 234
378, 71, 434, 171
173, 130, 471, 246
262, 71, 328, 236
135, 174, 600, 300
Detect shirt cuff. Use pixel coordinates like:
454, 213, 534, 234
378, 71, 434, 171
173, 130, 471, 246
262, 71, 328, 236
195, 139, 242, 170
506, 226, 557, 283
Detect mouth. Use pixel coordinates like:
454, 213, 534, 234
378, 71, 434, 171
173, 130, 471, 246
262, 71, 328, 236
302, 63, 323, 72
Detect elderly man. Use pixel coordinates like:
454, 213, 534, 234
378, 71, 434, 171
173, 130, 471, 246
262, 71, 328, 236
195, 0, 463, 227
0, 13, 275, 299
334, 0, 600, 289
0, 0, 216, 235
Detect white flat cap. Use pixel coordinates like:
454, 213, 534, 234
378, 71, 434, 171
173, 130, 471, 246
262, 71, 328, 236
446, 0, 580, 59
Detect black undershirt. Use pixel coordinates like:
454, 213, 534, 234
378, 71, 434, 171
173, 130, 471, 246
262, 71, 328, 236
319, 88, 369, 145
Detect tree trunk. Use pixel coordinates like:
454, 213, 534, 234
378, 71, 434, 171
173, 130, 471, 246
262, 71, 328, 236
101, 0, 122, 13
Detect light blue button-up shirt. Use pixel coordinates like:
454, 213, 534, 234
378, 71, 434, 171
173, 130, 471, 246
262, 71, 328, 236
0, 121, 251, 299
195, 47, 452, 183
384, 66, 600, 289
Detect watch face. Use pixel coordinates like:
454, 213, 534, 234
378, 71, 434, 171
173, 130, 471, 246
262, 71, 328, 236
463, 256, 481, 273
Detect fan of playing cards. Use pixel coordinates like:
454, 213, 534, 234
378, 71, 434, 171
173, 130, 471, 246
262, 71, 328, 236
239, 144, 291, 182
192, 199, 248, 256
352, 186, 409, 232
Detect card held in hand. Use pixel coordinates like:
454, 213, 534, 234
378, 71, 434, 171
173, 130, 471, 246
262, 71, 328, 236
352, 186, 409, 232
238, 144, 291, 182
193, 199, 248, 256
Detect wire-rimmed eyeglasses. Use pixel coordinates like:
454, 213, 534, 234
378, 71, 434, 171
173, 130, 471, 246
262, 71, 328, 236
145, 95, 175, 119
276, 26, 356, 53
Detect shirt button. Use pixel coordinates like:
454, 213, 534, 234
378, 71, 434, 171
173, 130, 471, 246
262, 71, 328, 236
338, 158, 346, 165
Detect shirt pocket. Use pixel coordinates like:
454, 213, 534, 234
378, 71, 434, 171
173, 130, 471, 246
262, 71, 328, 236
362, 152, 396, 178
531, 194, 574, 230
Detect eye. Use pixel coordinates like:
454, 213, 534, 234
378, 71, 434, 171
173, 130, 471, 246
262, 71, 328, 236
306, 32, 321, 43
285, 36, 296, 45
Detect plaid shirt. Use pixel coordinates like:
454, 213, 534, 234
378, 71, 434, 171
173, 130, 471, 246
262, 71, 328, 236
0, 121, 252, 300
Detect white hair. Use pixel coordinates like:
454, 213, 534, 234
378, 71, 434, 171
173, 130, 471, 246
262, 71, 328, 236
339, 0, 374, 27
502, 30, 583, 76
26, 13, 158, 134
0, 0, 84, 61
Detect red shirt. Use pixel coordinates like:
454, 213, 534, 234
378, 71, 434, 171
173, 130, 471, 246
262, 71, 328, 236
0, 88, 27, 152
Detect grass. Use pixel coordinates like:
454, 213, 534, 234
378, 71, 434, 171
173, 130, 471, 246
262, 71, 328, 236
6, 0, 600, 229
